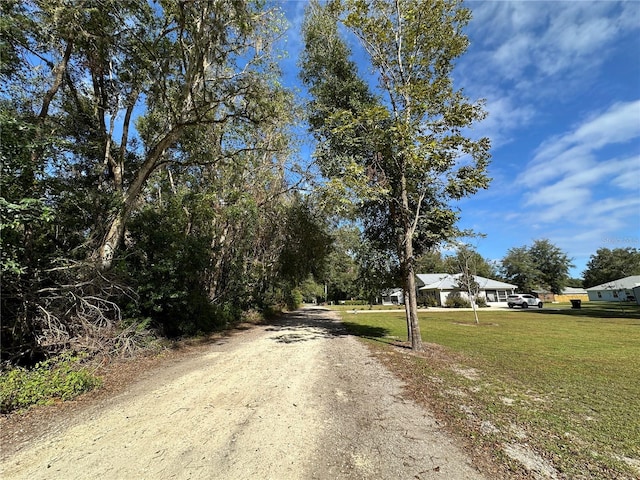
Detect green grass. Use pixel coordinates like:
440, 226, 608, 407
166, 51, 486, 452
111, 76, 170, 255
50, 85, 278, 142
326, 303, 406, 311
335, 303, 640, 479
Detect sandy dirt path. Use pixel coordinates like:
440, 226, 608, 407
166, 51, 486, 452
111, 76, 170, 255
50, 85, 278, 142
1, 307, 485, 479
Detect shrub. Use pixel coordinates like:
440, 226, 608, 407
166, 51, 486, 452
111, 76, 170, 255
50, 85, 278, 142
444, 292, 471, 308
475, 296, 488, 307
286, 288, 303, 311
0, 354, 101, 413
421, 296, 439, 307
344, 300, 368, 305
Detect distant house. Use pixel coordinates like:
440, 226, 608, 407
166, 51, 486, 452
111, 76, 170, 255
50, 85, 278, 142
554, 287, 589, 303
381, 288, 404, 305
633, 286, 640, 306
416, 273, 517, 306
586, 275, 640, 302
534, 287, 590, 304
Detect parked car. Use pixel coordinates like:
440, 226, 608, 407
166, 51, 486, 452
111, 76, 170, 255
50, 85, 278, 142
507, 294, 543, 309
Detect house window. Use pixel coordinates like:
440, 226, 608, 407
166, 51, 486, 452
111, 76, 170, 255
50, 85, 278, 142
613, 291, 619, 298
597, 292, 602, 298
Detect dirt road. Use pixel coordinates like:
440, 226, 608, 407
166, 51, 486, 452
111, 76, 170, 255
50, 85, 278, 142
1, 307, 485, 479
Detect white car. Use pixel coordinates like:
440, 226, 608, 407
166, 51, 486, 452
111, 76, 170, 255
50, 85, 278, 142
507, 294, 543, 309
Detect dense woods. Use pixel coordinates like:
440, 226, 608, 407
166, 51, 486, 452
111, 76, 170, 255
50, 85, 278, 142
1, 0, 328, 365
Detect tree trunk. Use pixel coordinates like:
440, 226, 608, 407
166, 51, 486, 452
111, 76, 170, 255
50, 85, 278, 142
403, 239, 423, 351
97, 129, 180, 269
400, 170, 423, 351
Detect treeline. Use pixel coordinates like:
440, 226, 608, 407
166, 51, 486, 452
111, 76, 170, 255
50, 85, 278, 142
0, 0, 331, 366
415, 243, 640, 293
298, 241, 640, 312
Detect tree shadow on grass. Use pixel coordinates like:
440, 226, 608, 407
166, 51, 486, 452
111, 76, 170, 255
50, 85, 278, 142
340, 322, 390, 340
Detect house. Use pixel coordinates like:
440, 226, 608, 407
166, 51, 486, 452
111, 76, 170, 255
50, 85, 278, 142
586, 275, 640, 302
416, 273, 517, 307
554, 287, 589, 303
633, 286, 640, 306
381, 288, 404, 305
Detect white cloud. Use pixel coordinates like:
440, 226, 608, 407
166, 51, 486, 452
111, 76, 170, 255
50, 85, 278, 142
468, 1, 638, 88
518, 100, 640, 187
473, 95, 536, 147
507, 100, 640, 246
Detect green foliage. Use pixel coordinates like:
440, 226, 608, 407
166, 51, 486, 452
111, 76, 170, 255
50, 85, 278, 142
285, 288, 304, 311
583, 247, 640, 288
123, 203, 226, 337
416, 250, 447, 274
0, 354, 102, 413
475, 296, 488, 308
278, 195, 333, 286
299, 276, 325, 303
322, 226, 361, 302
501, 239, 573, 294
1, 0, 303, 367
420, 294, 440, 307
301, 0, 491, 349
355, 237, 399, 304
444, 292, 471, 308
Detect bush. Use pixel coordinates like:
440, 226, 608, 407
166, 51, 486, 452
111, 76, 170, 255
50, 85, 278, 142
420, 296, 439, 307
343, 300, 368, 305
0, 354, 101, 413
286, 288, 303, 311
444, 292, 471, 308
475, 296, 488, 308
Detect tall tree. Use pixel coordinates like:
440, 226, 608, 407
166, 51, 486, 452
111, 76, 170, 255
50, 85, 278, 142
301, 0, 490, 350
583, 247, 640, 288
451, 247, 481, 324
501, 240, 572, 294
322, 226, 361, 302
415, 250, 446, 273
528, 239, 573, 294
3, 0, 289, 269
500, 246, 538, 293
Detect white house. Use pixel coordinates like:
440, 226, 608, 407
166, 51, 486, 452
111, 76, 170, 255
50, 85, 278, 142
633, 286, 640, 306
416, 273, 517, 306
381, 288, 404, 305
586, 275, 640, 302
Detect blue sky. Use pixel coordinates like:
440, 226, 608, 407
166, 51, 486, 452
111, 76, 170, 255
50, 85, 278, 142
280, 1, 640, 279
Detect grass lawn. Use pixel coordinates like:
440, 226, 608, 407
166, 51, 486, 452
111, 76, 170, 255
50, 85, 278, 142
321, 303, 405, 311
334, 303, 640, 479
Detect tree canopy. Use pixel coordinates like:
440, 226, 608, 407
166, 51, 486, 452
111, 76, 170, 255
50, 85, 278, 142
582, 247, 640, 288
500, 239, 573, 294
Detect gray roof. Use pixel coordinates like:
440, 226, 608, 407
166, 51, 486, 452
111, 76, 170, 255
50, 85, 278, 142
416, 273, 517, 291
585, 275, 640, 291
382, 288, 403, 296
561, 287, 588, 295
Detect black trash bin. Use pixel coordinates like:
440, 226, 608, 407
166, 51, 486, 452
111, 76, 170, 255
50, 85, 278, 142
570, 299, 581, 309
